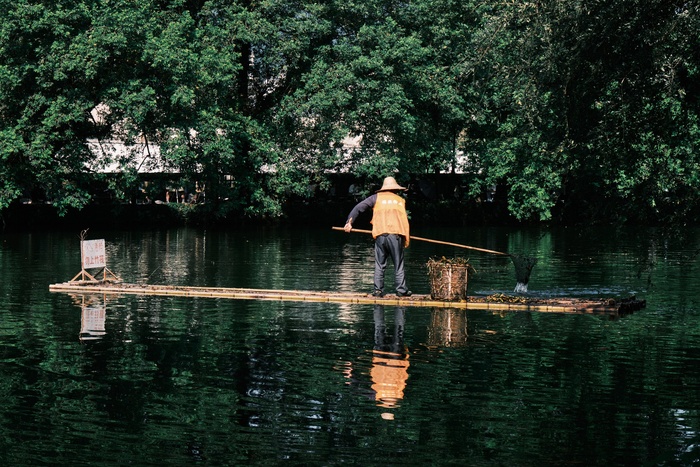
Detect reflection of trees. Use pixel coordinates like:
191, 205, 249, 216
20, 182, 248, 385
3, 228, 700, 464
443, 311, 700, 464
2, 292, 699, 464
107, 228, 356, 294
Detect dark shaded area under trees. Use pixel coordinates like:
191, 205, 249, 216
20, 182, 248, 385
1, 0, 699, 230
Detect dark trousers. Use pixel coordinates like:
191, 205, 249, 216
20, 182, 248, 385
374, 234, 408, 294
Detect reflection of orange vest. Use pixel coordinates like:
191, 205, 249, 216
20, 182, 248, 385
370, 352, 410, 408
371, 192, 410, 247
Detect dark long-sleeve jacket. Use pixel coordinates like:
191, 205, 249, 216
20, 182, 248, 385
346, 194, 377, 224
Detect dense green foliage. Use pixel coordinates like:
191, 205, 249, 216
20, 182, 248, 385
1, 0, 698, 223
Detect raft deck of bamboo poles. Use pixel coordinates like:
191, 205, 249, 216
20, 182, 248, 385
48, 281, 646, 315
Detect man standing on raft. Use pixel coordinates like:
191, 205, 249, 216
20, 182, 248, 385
344, 177, 412, 298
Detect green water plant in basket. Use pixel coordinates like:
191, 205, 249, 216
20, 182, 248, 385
426, 257, 476, 301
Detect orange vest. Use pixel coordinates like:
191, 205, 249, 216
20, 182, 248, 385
371, 192, 410, 247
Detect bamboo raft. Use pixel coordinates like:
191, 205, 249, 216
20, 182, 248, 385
48, 281, 646, 315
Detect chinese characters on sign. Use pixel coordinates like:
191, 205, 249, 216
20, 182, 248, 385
81, 239, 106, 269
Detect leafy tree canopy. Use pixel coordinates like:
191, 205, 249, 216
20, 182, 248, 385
1, 0, 698, 224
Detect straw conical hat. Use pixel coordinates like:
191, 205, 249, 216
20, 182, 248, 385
376, 176, 407, 192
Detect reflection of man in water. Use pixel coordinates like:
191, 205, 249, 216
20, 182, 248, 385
370, 305, 410, 417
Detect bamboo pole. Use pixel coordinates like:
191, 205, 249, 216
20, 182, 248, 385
331, 227, 510, 256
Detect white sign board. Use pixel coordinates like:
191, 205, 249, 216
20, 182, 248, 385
81, 239, 106, 269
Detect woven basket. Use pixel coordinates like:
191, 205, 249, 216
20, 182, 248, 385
427, 259, 470, 301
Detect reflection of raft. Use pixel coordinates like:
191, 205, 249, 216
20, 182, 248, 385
48, 281, 646, 315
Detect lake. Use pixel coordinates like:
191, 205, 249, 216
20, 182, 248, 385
1, 225, 699, 466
